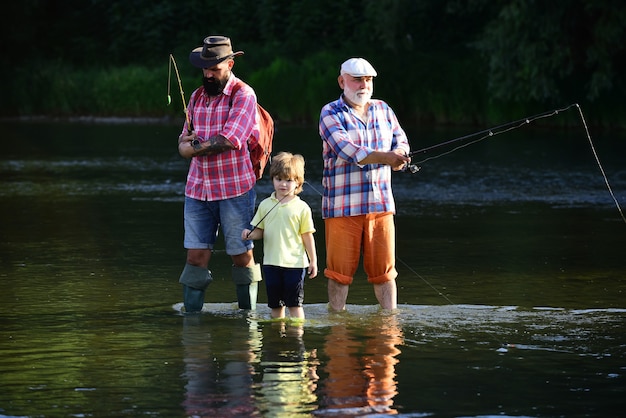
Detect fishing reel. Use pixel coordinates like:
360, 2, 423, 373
403, 163, 421, 174
191, 138, 205, 151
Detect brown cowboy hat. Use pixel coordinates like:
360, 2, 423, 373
189, 35, 244, 68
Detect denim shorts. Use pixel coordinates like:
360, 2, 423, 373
183, 190, 256, 255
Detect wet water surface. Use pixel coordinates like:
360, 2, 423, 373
1, 120, 625, 417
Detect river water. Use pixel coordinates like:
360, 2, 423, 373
1, 118, 625, 417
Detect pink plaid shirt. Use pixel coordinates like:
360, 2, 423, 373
181, 75, 258, 201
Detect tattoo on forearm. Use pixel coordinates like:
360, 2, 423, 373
192, 135, 234, 156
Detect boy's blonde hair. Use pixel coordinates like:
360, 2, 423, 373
269, 151, 305, 195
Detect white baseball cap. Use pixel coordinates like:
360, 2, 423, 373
340, 58, 377, 77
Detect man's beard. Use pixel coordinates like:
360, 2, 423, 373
203, 75, 228, 96
344, 85, 372, 106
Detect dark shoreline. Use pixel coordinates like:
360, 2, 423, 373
0, 115, 181, 125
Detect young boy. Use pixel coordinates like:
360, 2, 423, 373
241, 152, 318, 319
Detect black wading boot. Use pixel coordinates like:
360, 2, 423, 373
232, 264, 262, 310
179, 263, 213, 314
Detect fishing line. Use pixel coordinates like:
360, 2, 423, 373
307, 178, 509, 348
304, 180, 466, 306
407, 103, 625, 224
304, 180, 508, 348
245, 192, 291, 239
575, 104, 626, 224
303, 181, 459, 308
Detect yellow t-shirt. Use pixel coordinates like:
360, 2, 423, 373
251, 193, 316, 268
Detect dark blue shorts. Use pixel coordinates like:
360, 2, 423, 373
263, 265, 305, 308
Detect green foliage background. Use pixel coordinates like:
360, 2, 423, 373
1, 0, 624, 127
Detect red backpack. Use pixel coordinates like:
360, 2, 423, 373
231, 82, 274, 180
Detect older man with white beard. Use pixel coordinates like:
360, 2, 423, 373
318, 58, 411, 312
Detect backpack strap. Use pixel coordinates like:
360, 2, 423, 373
228, 81, 255, 147
229, 80, 243, 107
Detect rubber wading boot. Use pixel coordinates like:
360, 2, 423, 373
179, 263, 213, 313
232, 264, 262, 310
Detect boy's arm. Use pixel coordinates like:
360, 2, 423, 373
302, 232, 317, 278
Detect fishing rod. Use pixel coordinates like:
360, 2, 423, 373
403, 103, 625, 224
167, 54, 193, 134
406, 103, 579, 169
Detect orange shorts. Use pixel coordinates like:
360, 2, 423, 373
324, 212, 398, 285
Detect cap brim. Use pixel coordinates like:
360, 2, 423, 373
189, 51, 244, 68
340, 70, 377, 77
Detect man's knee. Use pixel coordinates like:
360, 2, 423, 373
231, 250, 254, 268
325, 268, 353, 285
367, 270, 397, 284
186, 249, 211, 267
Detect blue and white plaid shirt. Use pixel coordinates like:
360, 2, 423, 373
319, 95, 411, 219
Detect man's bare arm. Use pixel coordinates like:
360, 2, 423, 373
178, 134, 235, 158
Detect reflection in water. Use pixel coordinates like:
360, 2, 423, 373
1, 122, 625, 417
179, 310, 405, 417
319, 313, 404, 416
181, 314, 261, 417
181, 313, 320, 417
257, 321, 319, 416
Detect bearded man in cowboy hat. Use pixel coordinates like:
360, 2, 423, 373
177, 35, 262, 313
